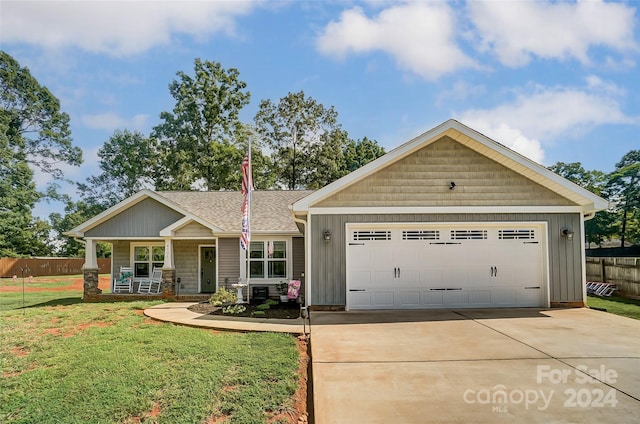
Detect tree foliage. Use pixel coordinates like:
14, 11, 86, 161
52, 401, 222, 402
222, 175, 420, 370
78, 129, 154, 209
0, 51, 82, 178
1, 51, 82, 256
49, 199, 111, 257
605, 151, 640, 246
151, 59, 251, 190
254, 91, 339, 189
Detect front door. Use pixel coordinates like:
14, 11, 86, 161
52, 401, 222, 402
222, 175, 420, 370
200, 247, 217, 293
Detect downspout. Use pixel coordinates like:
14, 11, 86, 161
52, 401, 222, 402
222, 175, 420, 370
290, 208, 310, 311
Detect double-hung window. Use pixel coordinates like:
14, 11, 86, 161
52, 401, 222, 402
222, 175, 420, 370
249, 240, 287, 279
132, 244, 164, 278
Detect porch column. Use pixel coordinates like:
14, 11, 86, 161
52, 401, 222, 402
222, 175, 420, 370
84, 239, 98, 269
161, 238, 175, 298
83, 239, 101, 300
163, 238, 174, 269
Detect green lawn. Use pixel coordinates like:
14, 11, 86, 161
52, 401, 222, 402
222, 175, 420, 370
587, 295, 640, 320
0, 288, 301, 423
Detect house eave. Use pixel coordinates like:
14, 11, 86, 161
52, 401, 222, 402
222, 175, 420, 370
291, 119, 609, 214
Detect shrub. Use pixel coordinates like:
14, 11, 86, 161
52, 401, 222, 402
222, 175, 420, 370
210, 288, 237, 306
252, 311, 266, 317
222, 304, 246, 315
265, 299, 278, 306
256, 303, 271, 311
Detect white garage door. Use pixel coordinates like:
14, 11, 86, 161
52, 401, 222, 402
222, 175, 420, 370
347, 223, 547, 310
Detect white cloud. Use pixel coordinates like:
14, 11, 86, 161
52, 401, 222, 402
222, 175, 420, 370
316, 2, 478, 80
456, 78, 637, 164
81, 113, 149, 132
468, 0, 638, 67
464, 121, 545, 164
436, 81, 486, 106
1, 0, 259, 57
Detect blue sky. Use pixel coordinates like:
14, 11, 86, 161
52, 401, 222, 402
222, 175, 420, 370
2, 0, 639, 220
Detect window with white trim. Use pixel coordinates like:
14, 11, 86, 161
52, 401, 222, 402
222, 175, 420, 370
132, 245, 164, 278
249, 241, 287, 279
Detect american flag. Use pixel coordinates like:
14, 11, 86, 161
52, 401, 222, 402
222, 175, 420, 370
240, 150, 252, 250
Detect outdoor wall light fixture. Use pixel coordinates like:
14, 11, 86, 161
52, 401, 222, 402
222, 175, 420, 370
561, 227, 574, 241
449, 181, 456, 190
323, 229, 332, 242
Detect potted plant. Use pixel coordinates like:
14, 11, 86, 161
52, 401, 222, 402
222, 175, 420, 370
276, 280, 289, 302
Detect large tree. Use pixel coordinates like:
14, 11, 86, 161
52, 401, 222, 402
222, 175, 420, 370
343, 136, 386, 174
548, 161, 616, 246
49, 198, 110, 257
606, 151, 640, 246
254, 91, 339, 189
78, 129, 154, 209
305, 131, 386, 189
151, 59, 251, 190
1, 51, 82, 256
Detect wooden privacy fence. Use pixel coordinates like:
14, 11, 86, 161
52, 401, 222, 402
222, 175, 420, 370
586, 257, 640, 299
0, 258, 111, 277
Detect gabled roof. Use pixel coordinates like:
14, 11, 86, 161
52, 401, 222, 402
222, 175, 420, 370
65, 189, 314, 238
291, 119, 609, 214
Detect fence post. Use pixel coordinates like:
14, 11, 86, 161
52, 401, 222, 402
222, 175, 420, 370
600, 258, 606, 283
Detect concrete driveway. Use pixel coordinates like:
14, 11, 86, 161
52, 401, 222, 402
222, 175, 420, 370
309, 308, 640, 423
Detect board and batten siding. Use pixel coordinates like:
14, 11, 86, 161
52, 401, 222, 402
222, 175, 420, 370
85, 198, 184, 238
310, 213, 582, 307
315, 137, 575, 208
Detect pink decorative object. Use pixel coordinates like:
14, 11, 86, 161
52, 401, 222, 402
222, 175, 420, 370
288, 280, 301, 299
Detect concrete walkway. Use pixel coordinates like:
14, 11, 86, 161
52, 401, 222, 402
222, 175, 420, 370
144, 302, 307, 334
309, 308, 640, 424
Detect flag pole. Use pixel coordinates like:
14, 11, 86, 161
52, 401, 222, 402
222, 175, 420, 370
246, 131, 252, 304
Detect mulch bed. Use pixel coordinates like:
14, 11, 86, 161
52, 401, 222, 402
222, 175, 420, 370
188, 300, 301, 319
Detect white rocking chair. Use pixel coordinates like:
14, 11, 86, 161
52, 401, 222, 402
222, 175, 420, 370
113, 266, 133, 293
138, 269, 162, 294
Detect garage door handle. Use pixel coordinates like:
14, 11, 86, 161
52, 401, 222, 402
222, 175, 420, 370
494, 266, 497, 277
524, 286, 540, 290
349, 289, 365, 292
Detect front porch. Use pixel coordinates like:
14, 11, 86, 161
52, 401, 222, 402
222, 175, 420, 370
82, 236, 305, 302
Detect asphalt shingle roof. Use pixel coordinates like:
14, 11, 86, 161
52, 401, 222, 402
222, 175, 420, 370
157, 190, 315, 233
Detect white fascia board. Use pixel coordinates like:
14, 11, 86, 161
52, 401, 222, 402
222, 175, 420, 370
159, 216, 223, 237
64, 189, 158, 237
292, 119, 609, 214
64, 189, 224, 239
308, 206, 585, 215
292, 121, 455, 211
445, 122, 609, 212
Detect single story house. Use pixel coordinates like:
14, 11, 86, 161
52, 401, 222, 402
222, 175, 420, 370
67, 119, 608, 309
